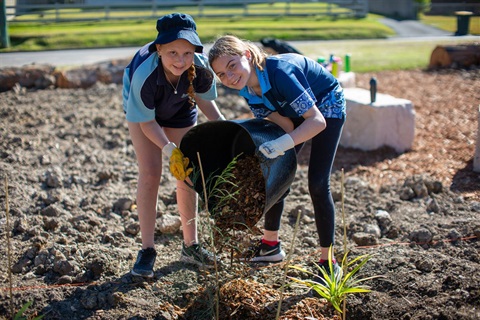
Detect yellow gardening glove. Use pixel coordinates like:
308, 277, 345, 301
169, 147, 193, 181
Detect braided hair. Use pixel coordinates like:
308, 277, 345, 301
187, 63, 196, 108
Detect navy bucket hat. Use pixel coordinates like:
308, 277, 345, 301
153, 13, 203, 53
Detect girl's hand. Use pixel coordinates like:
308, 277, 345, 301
162, 142, 192, 180
169, 148, 193, 180
258, 134, 295, 159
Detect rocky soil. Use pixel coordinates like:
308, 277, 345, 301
0, 64, 479, 320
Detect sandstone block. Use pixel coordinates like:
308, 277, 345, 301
340, 88, 415, 153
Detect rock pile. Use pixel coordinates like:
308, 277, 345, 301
0, 59, 129, 92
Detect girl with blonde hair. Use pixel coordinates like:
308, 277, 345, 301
209, 34, 345, 280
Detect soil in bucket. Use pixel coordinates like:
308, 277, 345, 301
179, 119, 297, 234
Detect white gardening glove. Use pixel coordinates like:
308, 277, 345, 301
258, 134, 295, 159
162, 142, 177, 158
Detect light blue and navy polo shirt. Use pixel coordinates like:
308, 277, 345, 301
122, 42, 217, 128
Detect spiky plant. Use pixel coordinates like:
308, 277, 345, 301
288, 246, 380, 314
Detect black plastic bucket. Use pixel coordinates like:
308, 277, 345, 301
179, 118, 297, 215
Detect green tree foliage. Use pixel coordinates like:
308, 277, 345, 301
415, 0, 431, 13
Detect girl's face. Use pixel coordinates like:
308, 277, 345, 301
156, 39, 196, 77
211, 52, 254, 90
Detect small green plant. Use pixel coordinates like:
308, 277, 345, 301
190, 154, 241, 219
13, 300, 44, 320
287, 168, 380, 317
288, 247, 380, 314
195, 154, 255, 260
208, 157, 241, 218
194, 153, 248, 319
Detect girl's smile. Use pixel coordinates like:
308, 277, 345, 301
157, 39, 196, 78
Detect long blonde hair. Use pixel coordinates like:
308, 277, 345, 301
208, 35, 268, 71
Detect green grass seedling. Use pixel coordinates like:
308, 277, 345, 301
190, 154, 241, 220
13, 300, 45, 320
289, 246, 381, 315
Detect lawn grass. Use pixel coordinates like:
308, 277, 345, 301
293, 37, 478, 72
420, 13, 480, 35
5, 14, 393, 52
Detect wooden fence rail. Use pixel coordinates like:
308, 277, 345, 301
7, 0, 368, 22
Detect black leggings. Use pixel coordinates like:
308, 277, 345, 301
263, 116, 345, 248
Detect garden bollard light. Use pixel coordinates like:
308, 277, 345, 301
369, 77, 377, 103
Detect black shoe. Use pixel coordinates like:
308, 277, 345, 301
242, 240, 286, 263
131, 247, 157, 278
313, 260, 342, 286
180, 243, 218, 268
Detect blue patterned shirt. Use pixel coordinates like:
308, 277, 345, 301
239, 53, 345, 120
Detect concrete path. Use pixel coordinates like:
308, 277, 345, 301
379, 18, 452, 38
0, 47, 139, 68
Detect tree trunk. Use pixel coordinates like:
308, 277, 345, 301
428, 44, 480, 69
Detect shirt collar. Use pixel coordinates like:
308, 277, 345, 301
239, 65, 271, 99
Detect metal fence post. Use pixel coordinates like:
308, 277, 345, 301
55, 2, 60, 22
198, 0, 204, 17
1, 0, 10, 48
152, 0, 157, 18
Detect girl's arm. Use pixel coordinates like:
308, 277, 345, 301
139, 120, 170, 149
290, 106, 326, 145
266, 112, 294, 133
267, 107, 326, 145
195, 95, 225, 120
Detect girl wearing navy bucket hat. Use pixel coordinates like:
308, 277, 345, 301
209, 35, 346, 282
123, 13, 225, 278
